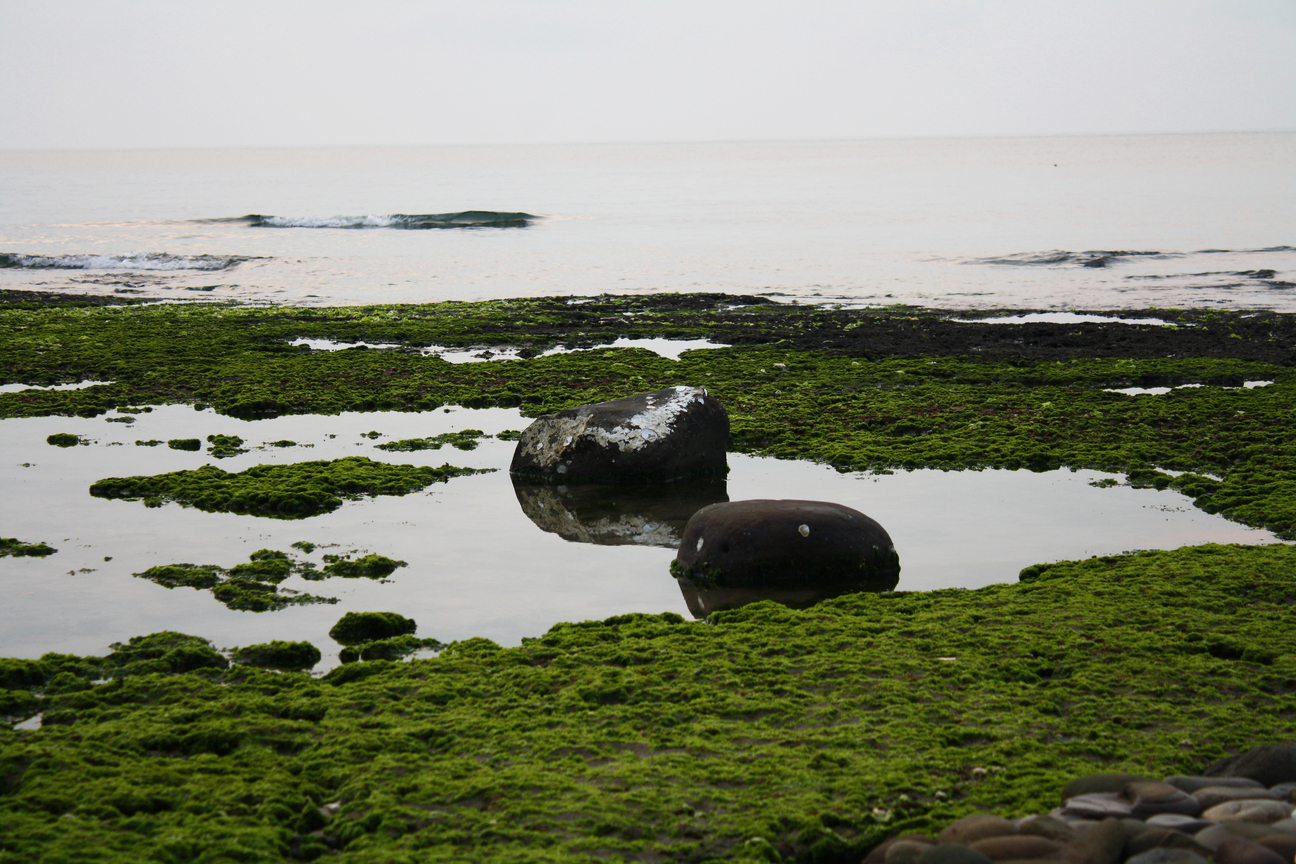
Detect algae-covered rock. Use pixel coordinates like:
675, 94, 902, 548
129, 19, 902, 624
337, 635, 444, 663
510, 386, 729, 484
0, 688, 38, 722
90, 456, 486, 518
672, 499, 901, 590
205, 433, 246, 458
0, 657, 49, 690
167, 437, 201, 451
320, 553, 406, 578
230, 640, 321, 671
102, 632, 228, 677
329, 612, 418, 646
45, 432, 81, 447
0, 537, 57, 558
376, 429, 486, 452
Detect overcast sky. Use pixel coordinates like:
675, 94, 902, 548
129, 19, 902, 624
1, 1, 1293, 151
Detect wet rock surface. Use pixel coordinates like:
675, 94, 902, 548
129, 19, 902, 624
884, 745, 1296, 864
672, 498, 900, 589
512, 475, 728, 548
509, 385, 728, 484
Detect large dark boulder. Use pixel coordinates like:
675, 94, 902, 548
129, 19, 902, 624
513, 476, 727, 548
671, 499, 900, 590
1206, 743, 1296, 787
509, 386, 728, 484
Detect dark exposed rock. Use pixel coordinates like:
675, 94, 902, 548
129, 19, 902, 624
916, 843, 993, 864
510, 386, 728, 485
1207, 744, 1296, 788
1166, 776, 1266, 794
672, 499, 899, 589
1214, 837, 1289, 864
1064, 775, 1158, 803
937, 814, 1018, 845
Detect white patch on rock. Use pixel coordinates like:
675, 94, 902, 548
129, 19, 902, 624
798, 524, 810, 537
585, 385, 703, 454
696, 536, 704, 552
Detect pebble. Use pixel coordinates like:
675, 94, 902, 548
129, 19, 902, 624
869, 743, 1296, 864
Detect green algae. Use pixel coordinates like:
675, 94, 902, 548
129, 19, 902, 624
134, 438, 162, 447
337, 635, 445, 664
206, 433, 247, 458
89, 456, 488, 519
329, 611, 419, 645
166, 437, 201, 451
134, 550, 337, 613
3, 542, 1296, 861
320, 554, 407, 579
45, 433, 81, 447
231, 641, 322, 672
0, 538, 56, 558
375, 429, 488, 452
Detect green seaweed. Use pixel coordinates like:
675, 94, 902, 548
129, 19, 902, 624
167, 437, 201, 451
320, 554, 407, 579
230, 640, 322, 671
375, 428, 488, 452
89, 456, 488, 518
134, 552, 336, 613
45, 433, 80, 447
2, 543, 1296, 860
206, 433, 247, 458
134, 438, 162, 446
328, 611, 418, 645
337, 634, 445, 664
0, 538, 56, 558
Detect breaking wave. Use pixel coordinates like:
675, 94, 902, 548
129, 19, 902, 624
0, 253, 250, 271
970, 246, 1295, 269
222, 210, 536, 229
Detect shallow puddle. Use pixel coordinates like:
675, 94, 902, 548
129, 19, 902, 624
0, 404, 1280, 669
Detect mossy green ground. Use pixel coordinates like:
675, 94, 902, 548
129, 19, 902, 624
4, 295, 1296, 860
2, 543, 1295, 862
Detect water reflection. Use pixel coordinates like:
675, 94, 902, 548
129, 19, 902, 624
511, 477, 728, 548
675, 577, 894, 619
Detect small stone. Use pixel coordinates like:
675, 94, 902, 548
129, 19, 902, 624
1197, 824, 1284, 850
937, 814, 1019, 845
1145, 814, 1216, 834
1202, 800, 1295, 824
1214, 836, 1289, 864
1060, 793, 1134, 820
1125, 781, 1202, 818
864, 835, 936, 864
1062, 774, 1156, 804
1269, 819, 1296, 838
968, 835, 1062, 861
1016, 814, 1077, 843
1166, 776, 1266, 794
1258, 834, 1296, 864
888, 840, 940, 864
1125, 850, 1210, 864
1272, 784, 1296, 801
1126, 828, 1213, 858
1195, 787, 1285, 811
915, 843, 993, 864
1069, 818, 1128, 864
1207, 744, 1296, 788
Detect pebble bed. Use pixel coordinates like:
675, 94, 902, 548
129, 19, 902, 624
872, 744, 1296, 864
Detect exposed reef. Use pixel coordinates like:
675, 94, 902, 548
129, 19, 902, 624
0, 537, 57, 558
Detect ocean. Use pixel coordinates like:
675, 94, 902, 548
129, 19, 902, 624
1, 132, 1293, 310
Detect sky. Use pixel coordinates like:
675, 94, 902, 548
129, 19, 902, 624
0, 0, 1293, 150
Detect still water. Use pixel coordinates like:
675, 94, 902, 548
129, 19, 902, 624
0, 402, 1277, 668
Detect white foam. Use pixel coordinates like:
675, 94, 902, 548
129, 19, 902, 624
289, 339, 402, 351
3, 253, 242, 271
260, 215, 401, 229
952, 312, 1174, 326
1105, 381, 1273, 396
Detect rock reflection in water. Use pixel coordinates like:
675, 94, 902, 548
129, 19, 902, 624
675, 577, 894, 619
512, 477, 728, 548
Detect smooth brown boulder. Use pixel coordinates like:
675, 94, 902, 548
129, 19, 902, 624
1069, 818, 1128, 864
1196, 824, 1281, 850
1125, 781, 1202, 818
1215, 837, 1289, 864
672, 499, 900, 589
1207, 745, 1296, 789
1125, 828, 1212, 858
938, 814, 1020, 845
1060, 794, 1134, 821
510, 386, 728, 484
1063, 775, 1156, 804
889, 840, 942, 864
917, 844, 994, 864
1125, 850, 1209, 864
1017, 815, 1078, 844
1195, 787, 1285, 811
1166, 776, 1266, 794
865, 835, 937, 864
1258, 834, 1296, 864
1203, 800, 1294, 824
970, 835, 1063, 861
